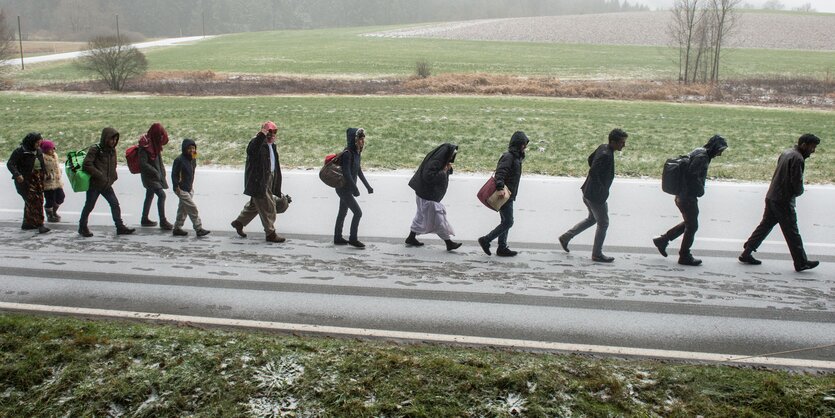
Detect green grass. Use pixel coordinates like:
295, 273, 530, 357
14, 26, 835, 83
1, 92, 832, 182
1, 313, 833, 417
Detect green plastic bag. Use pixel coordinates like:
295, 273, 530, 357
65, 149, 91, 192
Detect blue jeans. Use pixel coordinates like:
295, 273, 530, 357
335, 188, 362, 241
79, 186, 124, 228
483, 200, 514, 250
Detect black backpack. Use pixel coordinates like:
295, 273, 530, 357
661, 155, 690, 195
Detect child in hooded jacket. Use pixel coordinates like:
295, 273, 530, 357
40, 140, 66, 223
171, 138, 210, 237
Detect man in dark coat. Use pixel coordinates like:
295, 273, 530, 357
406, 143, 461, 251
558, 128, 628, 262
739, 134, 821, 272
652, 134, 728, 266
78, 127, 135, 237
478, 131, 529, 257
334, 127, 374, 248
231, 121, 284, 243
7, 132, 49, 233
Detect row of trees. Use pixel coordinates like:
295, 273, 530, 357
669, 0, 741, 84
757, 1, 816, 12
0, 0, 648, 40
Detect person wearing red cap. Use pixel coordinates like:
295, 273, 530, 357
231, 121, 285, 243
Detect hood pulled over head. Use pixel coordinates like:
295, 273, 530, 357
99, 127, 120, 149
703, 134, 728, 158
181, 138, 196, 155
508, 131, 529, 158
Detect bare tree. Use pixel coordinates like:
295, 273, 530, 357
761, 0, 785, 10
708, 0, 741, 83
0, 9, 15, 67
77, 35, 148, 91
669, 0, 705, 83
669, 0, 740, 84
793, 3, 816, 12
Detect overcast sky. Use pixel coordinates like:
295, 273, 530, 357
639, 0, 835, 13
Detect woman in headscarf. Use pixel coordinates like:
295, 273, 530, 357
6, 132, 49, 233
333, 128, 373, 248
406, 143, 461, 251
138, 122, 172, 230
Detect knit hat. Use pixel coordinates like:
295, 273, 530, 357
40, 140, 56, 153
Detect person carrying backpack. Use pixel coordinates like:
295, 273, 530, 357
558, 128, 628, 263
478, 131, 529, 257
652, 134, 727, 266
78, 127, 135, 237
333, 128, 373, 248
138, 123, 172, 230
405, 143, 461, 251
7, 132, 49, 233
738, 134, 821, 272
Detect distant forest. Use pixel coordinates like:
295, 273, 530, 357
0, 0, 648, 41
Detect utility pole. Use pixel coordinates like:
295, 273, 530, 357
17, 16, 23, 70
202, 11, 205, 38
116, 14, 120, 44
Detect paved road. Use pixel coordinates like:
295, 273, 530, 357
1, 36, 214, 67
1, 169, 833, 365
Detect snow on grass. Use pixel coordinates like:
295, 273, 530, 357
252, 356, 306, 395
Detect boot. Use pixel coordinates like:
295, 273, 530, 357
558, 234, 570, 253
348, 239, 365, 248
231, 220, 247, 237
678, 254, 702, 266
37, 225, 51, 234
478, 236, 491, 255
172, 227, 188, 236
52, 204, 62, 222
652, 236, 668, 257
334, 236, 349, 245
266, 232, 286, 243
78, 226, 93, 237
159, 219, 174, 231
445, 239, 462, 251
116, 225, 136, 235
196, 228, 211, 237
496, 247, 518, 257
592, 254, 615, 263
46, 207, 60, 223
795, 261, 819, 272
738, 249, 761, 265
405, 231, 424, 247
141, 218, 158, 227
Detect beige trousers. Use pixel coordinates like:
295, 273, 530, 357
235, 172, 277, 236
174, 189, 203, 230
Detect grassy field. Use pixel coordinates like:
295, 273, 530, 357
1, 92, 832, 182
13, 26, 835, 84
1, 313, 833, 417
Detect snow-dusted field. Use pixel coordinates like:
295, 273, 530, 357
367, 11, 835, 51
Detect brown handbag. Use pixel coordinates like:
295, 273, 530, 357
477, 176, 511, 211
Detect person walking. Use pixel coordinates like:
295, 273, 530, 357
738, 134, 821, 272
78, 127, 135, 237
406, 143, 461, 251
231, 121, 285, 243
40, 140, 66, 223
478, 131, 529, 257
138, 123, 172, 230
6, 132, 49, 233
558, 128, 628, 262
171, 138, 210, 237
652, 134, 728, 266
334, 128, 374, 248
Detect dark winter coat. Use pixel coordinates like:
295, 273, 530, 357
580, 143, 615, 204
243, 132, 282, 198
337, 128, 371, 196
7, 134, 46, 196
679, 135, 728, 199
494, 131, 529, 202
766, 146, 806, 202
171, 139, 197, 193
83, 127, 120, 191
139, 146, 169, 190
408, 143, 458, 202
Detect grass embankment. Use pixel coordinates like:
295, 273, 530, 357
14, 26, 835, 84
1, 93, 832, 182
1, 313, 833, 417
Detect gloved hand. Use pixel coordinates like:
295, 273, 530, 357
353, 190, 360, 197
367, 187, 374, 194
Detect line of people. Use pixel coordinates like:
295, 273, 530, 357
5, 122, 822, 272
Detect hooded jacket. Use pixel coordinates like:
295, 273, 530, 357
408, 143, 458, 202
338, 128, 371, 196
766, 146, 807, 202
494, 131, 528, 201
680, 135, 728, 199
84, 127, 120, 190
7, 133, 46, 195
171, 139, 197, 193
138, 123, 169, 190
581, 143, 616, 204
243, 131, 282, 197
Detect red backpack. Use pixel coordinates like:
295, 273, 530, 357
125, 145, 141, 174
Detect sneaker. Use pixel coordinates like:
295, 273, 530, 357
172, 228, 188, 236
37, 225, 51, 234
159, 220, 174, 231
405, 236, 424, 247
231, 220, 247, 237
196, 229, 211, 237
738, 253, 761, 265
348, 240, 365, 248
558, 234, 570, 253
334, 237, 349, 245
445, 240, 462, 251
496, 247, 518, 257
652, 237, 668, 257
266, 232, 286, 243
116, 226, 136, 235
78, 226, 93, 237
141, 218, 157, 227
795, 261, 819, 272
678, 255, 702, 266
592, 254, 615, 263
478, 236, 491, 255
